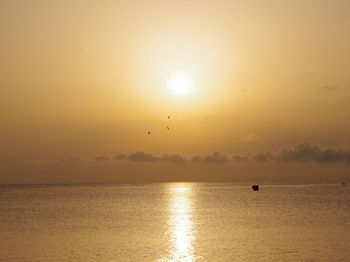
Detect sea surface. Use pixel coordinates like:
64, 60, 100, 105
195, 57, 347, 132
0, 183, 349, 262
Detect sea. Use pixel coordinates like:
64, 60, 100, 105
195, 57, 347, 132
0, 183, 349, 261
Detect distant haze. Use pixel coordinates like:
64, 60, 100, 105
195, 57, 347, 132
1, 0, 350, 183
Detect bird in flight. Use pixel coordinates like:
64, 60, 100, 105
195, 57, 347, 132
147, 116, 172, 135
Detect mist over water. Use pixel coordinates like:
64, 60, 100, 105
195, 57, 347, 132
0, 183, 349, 261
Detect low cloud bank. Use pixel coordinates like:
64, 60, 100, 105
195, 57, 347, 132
95, 156, 110, 162
277, 142, 350, 163
251, 142, 350, 163
82, 142, 350, 164
191, 152, 228, 163
161, 154, 187, 163
113, 154, 127, 160
128, 151, 159, 162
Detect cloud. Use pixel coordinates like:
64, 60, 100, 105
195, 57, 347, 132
64, 142, 350, 165
276, 142, 350, 163
112, 152, 187, 163
191, 152, 228, 164
128, 151, 159, 162
95, 156, 110, 162
203, 152, 228, 163
113, 154, 127, 160
190, 155, 202, 162
231, 155, 249, 162
161, 154, 187, 163
245, 142, 350, 164
253, 153, 273, 162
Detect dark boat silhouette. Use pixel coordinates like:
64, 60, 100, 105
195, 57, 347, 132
252, 185, 259, 191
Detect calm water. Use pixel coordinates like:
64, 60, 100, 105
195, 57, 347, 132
0, 183, 349, 261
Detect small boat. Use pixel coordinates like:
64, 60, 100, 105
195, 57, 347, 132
252, 185, 259, 191
342, 182, 346, 186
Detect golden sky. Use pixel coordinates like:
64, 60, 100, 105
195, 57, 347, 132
1, 0, 350, 183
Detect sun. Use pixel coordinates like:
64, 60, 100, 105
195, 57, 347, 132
168, 71, 194, 98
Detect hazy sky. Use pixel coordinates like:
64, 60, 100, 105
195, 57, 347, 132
1, 0, 350, 183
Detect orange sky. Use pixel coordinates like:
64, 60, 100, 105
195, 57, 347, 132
1, 0, 350, 183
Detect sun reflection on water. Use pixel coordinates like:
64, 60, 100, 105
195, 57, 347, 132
171, 186, 193, 261
157, 184, 201, 262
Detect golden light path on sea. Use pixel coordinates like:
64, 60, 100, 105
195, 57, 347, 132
158, 184, 202, 262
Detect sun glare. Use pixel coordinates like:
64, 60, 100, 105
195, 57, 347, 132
168, 72, 194, 98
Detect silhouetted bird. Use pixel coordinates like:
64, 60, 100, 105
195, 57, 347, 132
166, 126, 170, 130
148, 131, 151, 135
168, 116, 170, 119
